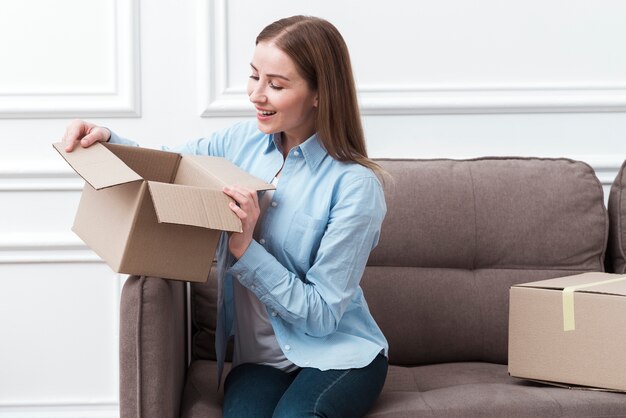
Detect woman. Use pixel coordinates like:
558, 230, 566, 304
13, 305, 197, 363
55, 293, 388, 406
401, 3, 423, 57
62, 15, 388, 417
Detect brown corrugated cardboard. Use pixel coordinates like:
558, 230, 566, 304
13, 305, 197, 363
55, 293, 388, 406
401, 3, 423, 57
508, 272, 626, 392
53, 142, 275, 282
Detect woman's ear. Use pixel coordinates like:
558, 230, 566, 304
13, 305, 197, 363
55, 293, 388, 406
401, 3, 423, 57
313, 95, 318, 107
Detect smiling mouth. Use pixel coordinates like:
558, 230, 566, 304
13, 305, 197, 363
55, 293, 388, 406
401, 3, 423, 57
258, 110, 277, 116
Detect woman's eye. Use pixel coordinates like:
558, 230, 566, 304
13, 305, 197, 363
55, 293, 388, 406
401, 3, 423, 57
249, 75, 259, 80
269, 82, 283, 90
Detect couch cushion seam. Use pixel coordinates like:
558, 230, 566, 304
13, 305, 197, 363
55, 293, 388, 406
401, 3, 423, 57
416, 390, 437, 417
467, 164, 486, 361
468, 163, 478, 271
472, 269, 486, 362
410, 369, 422, 392
187, 364, 204, 397
405, 371, 437, 416
136, 276, 145, 418
537, 387, 564, 417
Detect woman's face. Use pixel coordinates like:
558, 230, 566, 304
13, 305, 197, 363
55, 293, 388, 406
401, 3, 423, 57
247, 41, 318, 145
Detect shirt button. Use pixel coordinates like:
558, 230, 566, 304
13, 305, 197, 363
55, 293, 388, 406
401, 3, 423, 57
293, 150, 300, 157
251, 284, 256, 290
271, 311, 277, 317
259, 238, 266, 245
236, 274, 242, 279
271, 201, 277, 208
284, 344, 291, 351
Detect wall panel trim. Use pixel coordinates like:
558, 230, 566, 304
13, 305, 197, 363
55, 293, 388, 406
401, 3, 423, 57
0, 402, 118, 418
0, 233, 100, 264
0, 0, 141, 118
195, 0, 626, 116
0, 161, 83, 192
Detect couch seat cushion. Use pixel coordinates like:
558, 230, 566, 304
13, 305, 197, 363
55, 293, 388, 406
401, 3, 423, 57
181, 360, 626, 417
371, 362, 626, 417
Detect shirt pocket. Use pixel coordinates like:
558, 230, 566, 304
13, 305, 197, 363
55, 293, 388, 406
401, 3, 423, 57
284, 213, 327, 269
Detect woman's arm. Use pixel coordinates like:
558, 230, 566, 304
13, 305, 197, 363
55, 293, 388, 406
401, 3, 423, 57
227, 176, 386, 337
61, 119, 232, 158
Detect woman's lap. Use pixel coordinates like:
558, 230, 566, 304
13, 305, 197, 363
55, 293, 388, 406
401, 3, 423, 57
223, 354, 388, 418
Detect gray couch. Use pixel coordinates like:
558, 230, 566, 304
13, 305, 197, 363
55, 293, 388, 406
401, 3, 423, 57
119, 157, 626, 417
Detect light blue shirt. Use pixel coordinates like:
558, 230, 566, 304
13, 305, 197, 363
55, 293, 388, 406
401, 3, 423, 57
110, 121, 388, 381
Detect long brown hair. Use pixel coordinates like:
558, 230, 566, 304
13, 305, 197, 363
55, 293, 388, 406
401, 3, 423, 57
256, 16, 382, 174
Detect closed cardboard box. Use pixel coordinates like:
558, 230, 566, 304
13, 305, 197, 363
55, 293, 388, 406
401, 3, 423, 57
508, 272, 626, 391
53, 142, 274, 282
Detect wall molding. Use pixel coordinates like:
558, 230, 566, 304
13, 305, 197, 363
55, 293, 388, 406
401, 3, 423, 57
196, 0, 626, 116
0, 232, 101, 264
0, 401, 118, 418
0, 0, 141, 118
357, 86, 626, 115
196, 0, 231, 117
0, 161, 83, 192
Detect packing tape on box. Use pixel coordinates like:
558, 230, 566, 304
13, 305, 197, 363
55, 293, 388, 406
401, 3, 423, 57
562, 275, 626, 331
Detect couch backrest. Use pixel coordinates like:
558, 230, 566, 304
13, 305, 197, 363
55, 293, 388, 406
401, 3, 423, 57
190, 157, 608, 367
607, 160, 626, 274
363, 158, 607, 366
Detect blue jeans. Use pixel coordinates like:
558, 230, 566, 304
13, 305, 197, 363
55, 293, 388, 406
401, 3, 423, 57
223, 353, 388, 418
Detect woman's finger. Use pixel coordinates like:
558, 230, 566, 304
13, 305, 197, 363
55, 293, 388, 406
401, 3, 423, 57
228, 201, 248, 221
223, 186, 258, 209
223, 187, 247, 206
63, 123, 86, 152
80, 127, 110, 148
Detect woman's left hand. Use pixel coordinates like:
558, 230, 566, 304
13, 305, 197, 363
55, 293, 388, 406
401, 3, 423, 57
222, 185, 260, 259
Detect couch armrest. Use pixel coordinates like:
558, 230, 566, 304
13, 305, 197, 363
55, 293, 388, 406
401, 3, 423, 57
120, 276, 187, 418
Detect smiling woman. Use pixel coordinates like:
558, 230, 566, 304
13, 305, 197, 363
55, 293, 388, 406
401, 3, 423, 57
60, 15, 388, 418
253, 16, 381, 173
247, 42, 319, 156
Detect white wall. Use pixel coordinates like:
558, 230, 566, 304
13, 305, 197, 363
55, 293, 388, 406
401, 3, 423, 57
1, 0, 625, 416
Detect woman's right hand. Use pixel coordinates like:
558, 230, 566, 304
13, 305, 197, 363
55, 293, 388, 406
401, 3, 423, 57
61, 120, 111, 152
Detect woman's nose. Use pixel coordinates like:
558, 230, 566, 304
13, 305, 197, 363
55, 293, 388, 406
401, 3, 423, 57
249, 85, 267, 104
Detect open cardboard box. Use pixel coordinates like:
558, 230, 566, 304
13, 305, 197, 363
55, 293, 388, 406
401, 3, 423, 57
53, 142, 274, 282
508, 272, 626, 392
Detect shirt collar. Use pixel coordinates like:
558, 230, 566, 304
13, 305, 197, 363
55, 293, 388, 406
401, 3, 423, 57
265, 132, 327, 172
265, 132, 281, 154
298, 133, 327, 172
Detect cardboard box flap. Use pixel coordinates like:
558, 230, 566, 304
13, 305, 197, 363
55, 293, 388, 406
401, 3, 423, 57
578, 280, 626, 297
513, 272, 623, 291
147, 181, 242, 232
53, 142, 142, 189
184, 155, 276, 191
103, 143, 181, 184
514, 272, 626, 300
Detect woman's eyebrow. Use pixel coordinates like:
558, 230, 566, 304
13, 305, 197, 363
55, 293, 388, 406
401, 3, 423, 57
250, 63, 291, 81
